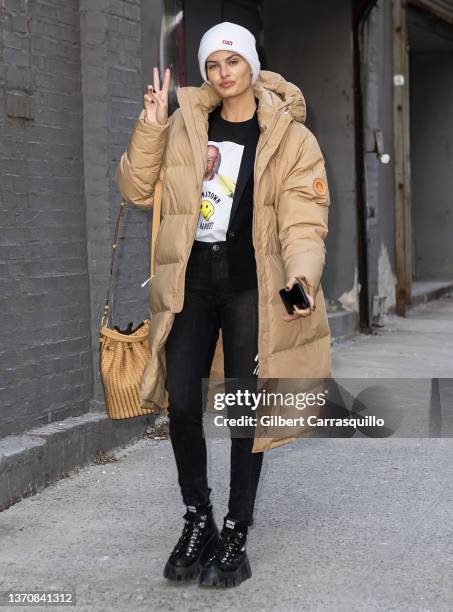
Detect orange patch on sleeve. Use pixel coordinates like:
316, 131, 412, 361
313, 177, 327, 197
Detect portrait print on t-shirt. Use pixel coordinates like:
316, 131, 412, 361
195, 139, 245, 242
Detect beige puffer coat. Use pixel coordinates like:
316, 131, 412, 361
115, 70, 332, 453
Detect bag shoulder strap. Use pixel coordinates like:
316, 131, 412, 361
101, 169, 164, 328
150, 168, 163, 279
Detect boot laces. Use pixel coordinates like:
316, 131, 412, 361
173, 512, 207, 557
215, 528, 246, 564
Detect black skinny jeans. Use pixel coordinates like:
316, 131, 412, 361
164, 240, 264, 526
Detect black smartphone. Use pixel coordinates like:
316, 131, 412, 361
279, 282, 311, 315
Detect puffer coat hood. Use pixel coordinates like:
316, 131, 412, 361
115, 70, 332, 453
255, 70, 306, 123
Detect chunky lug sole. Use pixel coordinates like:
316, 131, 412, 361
198, 553, 252, 588
163, 530, 219, 582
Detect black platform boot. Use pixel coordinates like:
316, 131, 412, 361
163, 502, 219, 582
198, 517, 251, 588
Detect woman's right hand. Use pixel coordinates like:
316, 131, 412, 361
144, 66, 171, 126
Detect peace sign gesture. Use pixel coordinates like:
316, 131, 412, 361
144, 67, 171, 126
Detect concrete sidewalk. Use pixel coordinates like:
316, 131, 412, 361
0, 293, 452, 611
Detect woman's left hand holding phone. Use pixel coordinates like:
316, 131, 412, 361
281, 277, 315, 321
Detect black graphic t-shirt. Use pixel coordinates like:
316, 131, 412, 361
195, 106, 258, 242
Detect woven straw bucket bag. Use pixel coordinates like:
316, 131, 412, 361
98, 178, 163, 419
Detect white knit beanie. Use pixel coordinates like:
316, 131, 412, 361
198, 22, 261, 85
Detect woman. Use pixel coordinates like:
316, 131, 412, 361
116, 22, 331, 588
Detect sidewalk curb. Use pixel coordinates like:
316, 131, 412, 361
0, 409, 157, 512
328, 310, 358, 340
410, 280, 453, 307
